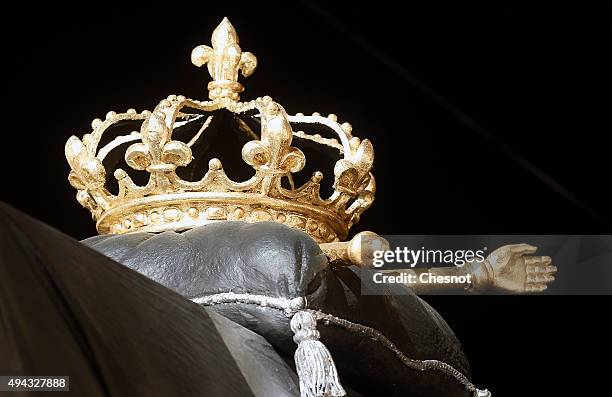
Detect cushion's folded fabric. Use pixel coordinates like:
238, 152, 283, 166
0, 202, 305, 397
85, 221, 472, 397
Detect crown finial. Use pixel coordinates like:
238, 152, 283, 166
191, 17, 258, 101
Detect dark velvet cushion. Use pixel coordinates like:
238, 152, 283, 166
0, 202, 291, 397
83, 221, 471, 397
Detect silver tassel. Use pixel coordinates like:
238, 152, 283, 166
290, 311, 346, 397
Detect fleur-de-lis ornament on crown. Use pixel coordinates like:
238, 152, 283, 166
191, 17, 258, 101
65, 18, 375, 243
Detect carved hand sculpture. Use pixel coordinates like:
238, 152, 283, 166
470, 244, 557, 293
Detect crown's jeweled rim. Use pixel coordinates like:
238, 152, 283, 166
96, 191, 348, 243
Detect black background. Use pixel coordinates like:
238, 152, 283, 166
3, 1, 611, 396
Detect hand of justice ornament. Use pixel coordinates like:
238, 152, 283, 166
320, 234, 558, 294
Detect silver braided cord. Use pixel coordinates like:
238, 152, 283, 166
192, 292, 305, 316
309, 311, 476, 392
191, 292, 491, 397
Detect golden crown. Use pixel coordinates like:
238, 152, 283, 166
65, 18, 375, 243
